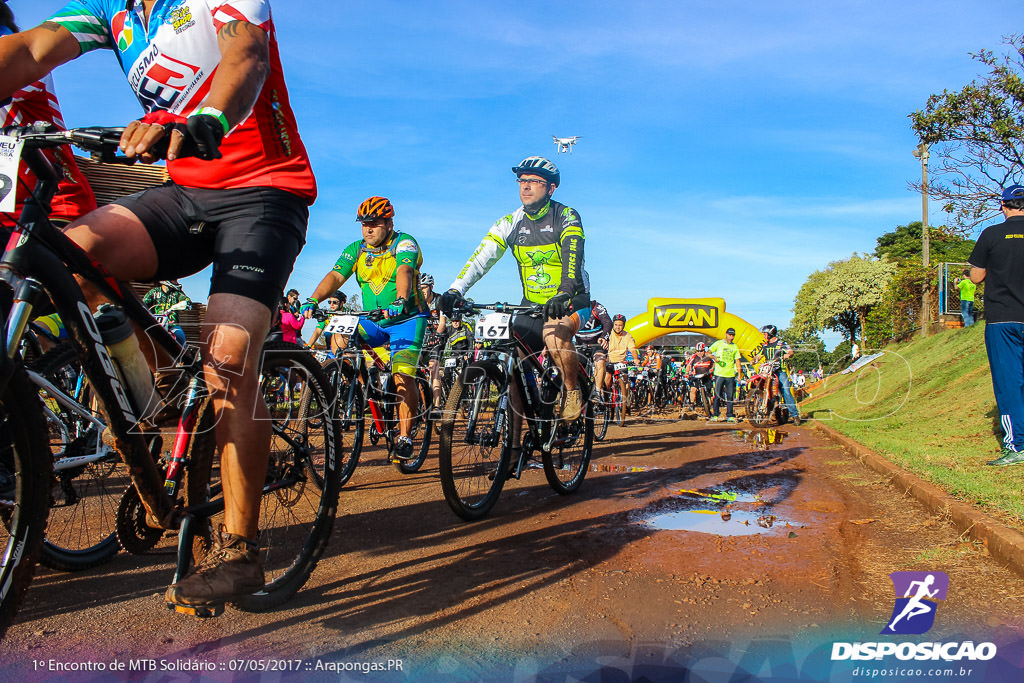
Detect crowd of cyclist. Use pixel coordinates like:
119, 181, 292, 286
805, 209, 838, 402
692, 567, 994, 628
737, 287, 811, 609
0, 0, 806, 620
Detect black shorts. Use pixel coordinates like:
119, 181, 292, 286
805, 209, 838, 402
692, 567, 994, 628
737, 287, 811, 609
114, 183, 308, 310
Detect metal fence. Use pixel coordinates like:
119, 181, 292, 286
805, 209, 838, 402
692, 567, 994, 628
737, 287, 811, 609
938, 262, 975, 316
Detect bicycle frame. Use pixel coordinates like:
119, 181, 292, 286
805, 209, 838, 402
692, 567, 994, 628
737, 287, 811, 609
1, 141, 197, 526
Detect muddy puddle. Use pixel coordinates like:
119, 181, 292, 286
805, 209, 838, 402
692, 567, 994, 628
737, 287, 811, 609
638, 485, 800, 536
730, 428, 790, 449
591, 464, 660, 473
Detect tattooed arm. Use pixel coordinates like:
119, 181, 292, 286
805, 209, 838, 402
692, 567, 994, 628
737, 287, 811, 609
0, 22, 80, 100
206, 20, 270, 129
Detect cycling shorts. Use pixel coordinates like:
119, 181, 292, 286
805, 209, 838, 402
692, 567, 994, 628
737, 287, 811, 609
357, 313, 428, 377
114, 184, 308, 311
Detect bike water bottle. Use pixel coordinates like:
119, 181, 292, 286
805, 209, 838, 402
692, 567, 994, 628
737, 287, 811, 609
94, 303, 163, 423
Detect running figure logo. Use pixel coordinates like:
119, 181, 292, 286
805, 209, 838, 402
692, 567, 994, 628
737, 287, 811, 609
881, 571, 949, 635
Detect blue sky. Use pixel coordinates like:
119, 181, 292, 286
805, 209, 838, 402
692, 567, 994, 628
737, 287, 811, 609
10, 0, 1018, 346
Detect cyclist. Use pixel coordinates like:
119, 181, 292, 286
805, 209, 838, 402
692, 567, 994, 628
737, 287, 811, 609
143, 280, 191, 347
574, 298, 612, 410
0, 0, 318, 615
752, 324, 802, 425
606, 313, 639, 410
419, 272, 448, 415
0, 3, 95, 234
304, 197, 428, 461
686, 342, 715, 411
709, 327, 743, 423
440, 156, 591, 421
305, 290, 347, 352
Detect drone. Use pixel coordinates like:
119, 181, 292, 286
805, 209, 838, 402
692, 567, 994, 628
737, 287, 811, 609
553, 135, 581, 154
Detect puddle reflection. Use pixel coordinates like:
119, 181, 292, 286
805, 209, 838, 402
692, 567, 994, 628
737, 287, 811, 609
731, 428, 789, 449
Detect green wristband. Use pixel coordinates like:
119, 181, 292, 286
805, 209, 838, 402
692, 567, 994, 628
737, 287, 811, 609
195, 106, 230, 135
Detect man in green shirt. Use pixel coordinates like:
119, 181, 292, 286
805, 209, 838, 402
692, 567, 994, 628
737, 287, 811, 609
709, 327, 743, 422
956, 268, 977, 327
304, 196, 428, 461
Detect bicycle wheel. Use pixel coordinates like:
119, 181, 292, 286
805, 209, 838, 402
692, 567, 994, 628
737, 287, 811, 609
698, 384, 713, 419
745, 387, 770, 427
542, 383, 594, 495
185, 342, 342, 612
595, 389, 611, 442
302, 359, 362, 488
614, 384, 625, 427
0, 365, 54, 639
394, 373, 432, 474
31, 344, 125, 570
438, 364, 510, 521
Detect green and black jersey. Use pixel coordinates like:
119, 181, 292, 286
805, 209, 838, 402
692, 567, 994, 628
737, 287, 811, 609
449, 199, 590, 305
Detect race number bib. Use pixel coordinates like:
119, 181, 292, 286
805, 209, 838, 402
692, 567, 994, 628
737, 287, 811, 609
325, 314, 359, 336
444, 357, 458, 368
475, 312, 511, 340
0, 135, 24, 213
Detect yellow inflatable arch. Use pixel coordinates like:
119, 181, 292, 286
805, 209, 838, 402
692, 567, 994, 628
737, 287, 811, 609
623, 297, 762, 356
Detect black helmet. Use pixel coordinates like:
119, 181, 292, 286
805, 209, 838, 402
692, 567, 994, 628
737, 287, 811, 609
760, 324, 777, 337
512, 156, 559, 187
613, 314, 627, 323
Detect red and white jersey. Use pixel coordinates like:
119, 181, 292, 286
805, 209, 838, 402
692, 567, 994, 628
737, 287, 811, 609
0, 71, 97, 227
50, 0, 316, 202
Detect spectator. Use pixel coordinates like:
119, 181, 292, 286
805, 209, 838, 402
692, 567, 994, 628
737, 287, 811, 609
956, 268, 977, 327
851, 342, 860, 361
278, 296, 305, 345
968, 184, 1024, 466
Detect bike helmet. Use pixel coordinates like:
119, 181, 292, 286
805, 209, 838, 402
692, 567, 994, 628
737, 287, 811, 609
512, 156, 560, 187
695, 342, 707, 352
613, 314, 627, 323
419, 272, 435, 288
760, 324, 778, 337
356, 196, 395, 223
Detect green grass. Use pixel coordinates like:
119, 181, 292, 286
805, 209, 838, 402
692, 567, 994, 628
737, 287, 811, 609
803, 323, 1024, 526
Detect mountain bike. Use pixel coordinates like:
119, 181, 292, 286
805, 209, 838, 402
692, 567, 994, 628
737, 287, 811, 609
0, 124, 341, 635
304, 307, 432, 479
437, 302, 594, 521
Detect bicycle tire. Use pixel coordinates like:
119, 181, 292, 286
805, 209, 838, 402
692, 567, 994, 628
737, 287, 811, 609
698, 384, 713, 419
31, 343, 125, 571
300, 358, 361, 488
542, 382, 594, 495
595, 389, 611, 442
394, 373, 432, 474
184, 342, 342, 612
0, 366, 54, 639
437, 363, 510, 521
614, 384, 625, 427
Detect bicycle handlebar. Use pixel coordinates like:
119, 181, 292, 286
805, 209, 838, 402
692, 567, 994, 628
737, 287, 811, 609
456, 301, 543, 318
3, 122, 196, 164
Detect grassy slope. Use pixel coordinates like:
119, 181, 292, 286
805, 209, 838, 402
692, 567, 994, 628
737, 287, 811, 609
802, 323, 1024, 526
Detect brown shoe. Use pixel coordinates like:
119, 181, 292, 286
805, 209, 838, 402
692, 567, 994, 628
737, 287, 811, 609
165, 525, 263, 617
562, 389, 583, 422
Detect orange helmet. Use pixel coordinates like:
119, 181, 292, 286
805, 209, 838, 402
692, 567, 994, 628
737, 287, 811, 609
356, 196, 395, 223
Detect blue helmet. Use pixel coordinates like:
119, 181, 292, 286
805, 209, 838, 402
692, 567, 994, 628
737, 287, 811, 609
512, 156, 559, 187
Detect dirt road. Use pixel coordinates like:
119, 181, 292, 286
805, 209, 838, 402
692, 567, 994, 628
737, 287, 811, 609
3, 415, 1023, 681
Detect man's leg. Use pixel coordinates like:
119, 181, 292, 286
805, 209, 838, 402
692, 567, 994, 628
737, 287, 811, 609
428, 357, 443, 407
724, 376, 737, 418
543, 316, 582, 420
201, 293, 272, 540
394, 370, 418, 438
777, 371, 800, 422
984, 323, 1024, 453
594, 357, 607, 401
711, 376, 725, 417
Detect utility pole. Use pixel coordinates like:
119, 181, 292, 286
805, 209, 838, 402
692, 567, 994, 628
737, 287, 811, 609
912, 143, 931, 337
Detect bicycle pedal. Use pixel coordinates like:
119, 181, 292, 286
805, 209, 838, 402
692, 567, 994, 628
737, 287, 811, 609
167, 601, 224, 618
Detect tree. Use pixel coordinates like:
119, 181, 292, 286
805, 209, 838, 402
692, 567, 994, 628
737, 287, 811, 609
874, 221, 975, 263
909, 35, 1024, 234
779, 327, 826, 373
791, 254, 898, 343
